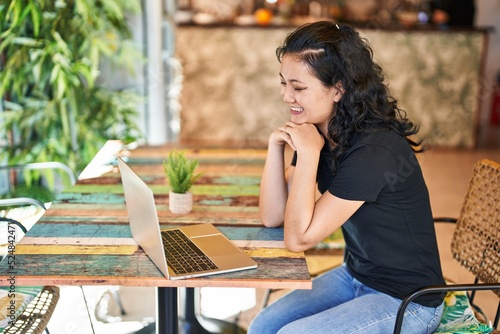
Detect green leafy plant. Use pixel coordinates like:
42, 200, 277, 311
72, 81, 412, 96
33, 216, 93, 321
0, 0, 143, 175
5, 183, 55, 203
163, 150, 202, 194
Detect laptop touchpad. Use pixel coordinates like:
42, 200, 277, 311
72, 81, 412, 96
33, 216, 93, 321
193, 235, 242, 256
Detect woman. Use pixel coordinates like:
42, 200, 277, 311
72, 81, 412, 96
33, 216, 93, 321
249, 22, 445, 334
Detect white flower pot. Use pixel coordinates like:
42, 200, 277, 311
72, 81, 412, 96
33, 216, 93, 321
169, 191, 193, 214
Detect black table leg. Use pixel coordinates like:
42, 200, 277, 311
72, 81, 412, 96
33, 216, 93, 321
157, 287, 178, 334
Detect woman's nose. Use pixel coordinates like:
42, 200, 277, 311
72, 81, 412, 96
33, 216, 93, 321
282, 87, 294, 104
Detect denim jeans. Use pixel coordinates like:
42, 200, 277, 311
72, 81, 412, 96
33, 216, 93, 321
248, 265, 444, 334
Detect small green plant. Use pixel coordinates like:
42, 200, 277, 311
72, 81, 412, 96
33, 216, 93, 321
163, 150, 201, 194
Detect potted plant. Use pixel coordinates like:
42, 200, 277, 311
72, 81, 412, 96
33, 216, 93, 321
0, 0, 142, 177
163, 150, 201, 214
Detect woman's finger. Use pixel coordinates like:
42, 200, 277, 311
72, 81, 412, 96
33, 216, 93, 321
280, 129, 296, 150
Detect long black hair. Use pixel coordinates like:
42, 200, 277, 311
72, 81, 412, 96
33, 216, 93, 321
276, 21, 421, 174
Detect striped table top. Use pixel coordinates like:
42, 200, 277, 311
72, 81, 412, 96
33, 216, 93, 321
0, 142, 312, 290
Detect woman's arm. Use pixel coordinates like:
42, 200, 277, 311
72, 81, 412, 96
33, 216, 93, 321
285, 185, 364, 252
259, 132, 295, 228
281, 122, 364, 252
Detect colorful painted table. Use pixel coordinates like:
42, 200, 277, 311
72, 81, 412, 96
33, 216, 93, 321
0, 141, 312, 334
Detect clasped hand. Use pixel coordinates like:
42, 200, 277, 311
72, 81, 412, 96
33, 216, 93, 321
272, 121, 324, 154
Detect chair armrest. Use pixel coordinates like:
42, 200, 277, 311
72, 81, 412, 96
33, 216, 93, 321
0, 197, 47, 210
0, 161, 76, 185
0, 198, 47, 234
0, 216, 27, 233
393, 283, 500, 334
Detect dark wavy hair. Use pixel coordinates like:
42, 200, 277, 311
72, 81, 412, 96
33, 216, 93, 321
276, 21, 422, 173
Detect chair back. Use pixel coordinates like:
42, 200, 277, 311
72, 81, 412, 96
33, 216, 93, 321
451, 159, 500, 298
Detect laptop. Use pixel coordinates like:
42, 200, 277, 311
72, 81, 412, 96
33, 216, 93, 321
117, 157, 257, 280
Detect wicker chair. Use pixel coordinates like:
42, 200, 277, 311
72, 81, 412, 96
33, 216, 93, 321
1, 286, 60, 334
0, 205, 60, 334
0, 162, 74, 334
393, 159, 500, 334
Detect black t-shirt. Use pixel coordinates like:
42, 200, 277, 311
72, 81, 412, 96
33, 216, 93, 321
292, 130, 445, 307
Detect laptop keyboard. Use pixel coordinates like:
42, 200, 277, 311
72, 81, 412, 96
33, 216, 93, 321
161, 229, 219, 275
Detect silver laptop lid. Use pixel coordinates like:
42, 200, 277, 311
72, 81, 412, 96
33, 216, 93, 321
117, 157, 170, 278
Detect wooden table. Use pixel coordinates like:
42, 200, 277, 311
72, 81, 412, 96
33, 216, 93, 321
0, 141, 312, 334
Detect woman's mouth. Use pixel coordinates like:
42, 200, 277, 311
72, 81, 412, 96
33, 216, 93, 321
290, 106, 304, 115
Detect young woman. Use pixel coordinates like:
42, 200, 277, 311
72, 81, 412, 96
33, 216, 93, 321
249, 21, 445, 334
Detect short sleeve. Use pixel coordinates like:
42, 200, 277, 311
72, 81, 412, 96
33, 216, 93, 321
329, 145, 397, 201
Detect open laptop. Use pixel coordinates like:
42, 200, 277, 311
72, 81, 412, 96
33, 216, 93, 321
117, 157, 257, 280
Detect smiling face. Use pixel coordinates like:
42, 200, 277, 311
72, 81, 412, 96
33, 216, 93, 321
280, 54, 343, 135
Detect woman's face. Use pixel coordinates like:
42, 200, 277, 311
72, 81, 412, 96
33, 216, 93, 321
280, 54, 343, 134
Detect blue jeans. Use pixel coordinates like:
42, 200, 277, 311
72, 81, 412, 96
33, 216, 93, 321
249, 265, 443, 334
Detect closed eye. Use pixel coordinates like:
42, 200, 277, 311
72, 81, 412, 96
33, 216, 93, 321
280, 82, 305, 91
279, 74, 306, 91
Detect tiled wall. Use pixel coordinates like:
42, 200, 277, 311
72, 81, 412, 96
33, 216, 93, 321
176, 26, 486, 148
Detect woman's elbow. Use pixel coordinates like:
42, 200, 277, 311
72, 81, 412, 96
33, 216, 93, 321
260, 216, 283, 228
259, 209, 284, 228
284, 237, 311, 253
